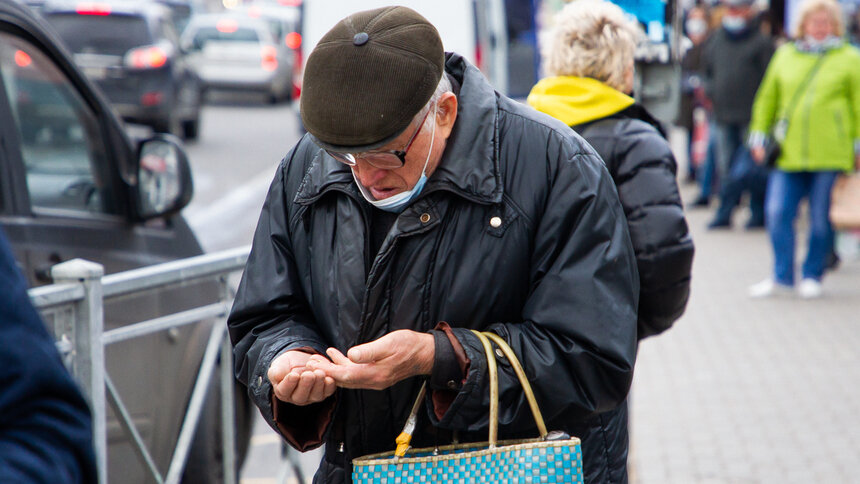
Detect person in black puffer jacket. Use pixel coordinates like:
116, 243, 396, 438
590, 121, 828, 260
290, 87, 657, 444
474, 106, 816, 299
529, 0, 695, 340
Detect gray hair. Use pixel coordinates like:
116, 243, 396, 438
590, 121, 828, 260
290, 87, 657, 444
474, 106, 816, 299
542, 0, 642, 91
413, 74, 453, 127
794, 0, 845, 38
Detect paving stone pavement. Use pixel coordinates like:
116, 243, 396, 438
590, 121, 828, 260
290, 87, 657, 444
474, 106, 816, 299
629, 185, 860, 484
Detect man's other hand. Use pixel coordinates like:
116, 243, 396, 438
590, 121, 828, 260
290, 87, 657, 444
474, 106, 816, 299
306, 330, 435, 390
268, 350, 336, 406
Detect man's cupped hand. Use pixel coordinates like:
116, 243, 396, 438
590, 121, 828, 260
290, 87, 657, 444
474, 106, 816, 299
306, 330, 435, 391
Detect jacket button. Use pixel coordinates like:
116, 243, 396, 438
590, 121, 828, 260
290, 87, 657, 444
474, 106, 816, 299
490, 216, 502, 228
420, 213, 431, 223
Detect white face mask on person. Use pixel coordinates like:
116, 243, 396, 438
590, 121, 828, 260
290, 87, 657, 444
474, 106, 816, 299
352, 109, 437, 213
686, 18, 708, 37
722, 15, 747, 33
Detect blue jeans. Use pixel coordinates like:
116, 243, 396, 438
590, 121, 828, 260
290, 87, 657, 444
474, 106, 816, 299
713, 146, 768, 224
766, 170, 839, 285
714, 122, 745, 181
696, 123, 718, 199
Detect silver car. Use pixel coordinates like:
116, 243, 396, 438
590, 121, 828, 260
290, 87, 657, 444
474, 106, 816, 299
182, 13, 292, 103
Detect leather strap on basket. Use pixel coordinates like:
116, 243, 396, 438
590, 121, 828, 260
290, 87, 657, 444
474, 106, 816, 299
472, 330, 548, 447
394, 330, 550, 456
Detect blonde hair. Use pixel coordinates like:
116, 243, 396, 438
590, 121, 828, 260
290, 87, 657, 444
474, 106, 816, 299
542, 0, 642, 91
793, 0, 845, 38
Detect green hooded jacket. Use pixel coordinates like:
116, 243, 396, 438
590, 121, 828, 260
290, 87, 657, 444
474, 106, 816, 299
749, 42, 860, 172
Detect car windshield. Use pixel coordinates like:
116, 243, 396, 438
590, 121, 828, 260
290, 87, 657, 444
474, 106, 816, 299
45, 13, 152, 55
191, 26, 260, 49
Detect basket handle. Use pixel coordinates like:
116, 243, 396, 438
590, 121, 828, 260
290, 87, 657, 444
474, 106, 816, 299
393, 330, 549, 456
472, 330, 548, 447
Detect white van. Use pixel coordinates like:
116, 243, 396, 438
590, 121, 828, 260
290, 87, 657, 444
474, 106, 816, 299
294, 0, 508, 100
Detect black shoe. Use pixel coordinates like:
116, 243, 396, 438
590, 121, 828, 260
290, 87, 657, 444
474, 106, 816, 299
707, 218, 731, 229
688, 196, 710, 208
826, 251, 841, 272
744, 218, 765, 230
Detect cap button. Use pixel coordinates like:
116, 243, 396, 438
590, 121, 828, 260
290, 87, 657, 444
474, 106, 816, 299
353, 32, 369, 46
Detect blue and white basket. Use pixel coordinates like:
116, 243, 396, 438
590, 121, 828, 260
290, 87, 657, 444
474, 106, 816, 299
352, 331, 583, 484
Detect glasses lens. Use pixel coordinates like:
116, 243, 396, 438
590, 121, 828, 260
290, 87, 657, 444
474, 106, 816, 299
327, 150, 403, 169
327, 151, 356, 166
359, 153, 404, 170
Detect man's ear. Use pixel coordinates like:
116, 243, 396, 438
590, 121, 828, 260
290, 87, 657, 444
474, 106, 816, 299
436, 92, 458, 139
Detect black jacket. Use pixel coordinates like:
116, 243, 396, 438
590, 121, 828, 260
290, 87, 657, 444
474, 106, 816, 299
576, 105, 694, 339
228, 54, 639, 483
703, 23, 774, 124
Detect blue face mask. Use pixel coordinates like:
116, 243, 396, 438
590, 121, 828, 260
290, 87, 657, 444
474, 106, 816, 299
722, 15, 747, 33
353, 109, 437, 213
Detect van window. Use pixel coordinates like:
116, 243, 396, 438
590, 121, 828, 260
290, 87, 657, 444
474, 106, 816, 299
0, 31, 115, 215
45, 13, 152, 55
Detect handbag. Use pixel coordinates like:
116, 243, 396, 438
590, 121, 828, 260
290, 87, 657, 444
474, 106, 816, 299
830, 173, 860, 229
352, 330, 584, 484
763, 56, 826, 167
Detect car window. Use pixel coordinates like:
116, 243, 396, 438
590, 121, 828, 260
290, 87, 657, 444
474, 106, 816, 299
190, 26, 261, 50
45, 13, 152, 55
0, 31, 116, 215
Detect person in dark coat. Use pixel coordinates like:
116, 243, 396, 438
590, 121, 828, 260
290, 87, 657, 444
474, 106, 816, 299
703, 0, 775, 229
528, 0, 695, 340
0, 227, 96, 483
227, 6, 640, 484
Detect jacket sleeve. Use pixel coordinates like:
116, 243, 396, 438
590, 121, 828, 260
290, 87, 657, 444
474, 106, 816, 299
428, 142, 639, 435
0, 230, 97, 483
846, 47, 860, 146
749, 45, 785, 138
613, 123, 694, 339
227, 153, 332, 450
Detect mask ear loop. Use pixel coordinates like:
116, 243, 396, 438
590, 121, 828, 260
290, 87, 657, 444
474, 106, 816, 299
418, 102, 438, 177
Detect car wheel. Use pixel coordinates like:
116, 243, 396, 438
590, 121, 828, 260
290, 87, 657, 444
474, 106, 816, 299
153, 115, 182, 138
182, 118, 200, 141
181, 368, 254, 483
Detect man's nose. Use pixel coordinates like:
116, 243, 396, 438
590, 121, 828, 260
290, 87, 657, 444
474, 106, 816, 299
353, 160, 387, 186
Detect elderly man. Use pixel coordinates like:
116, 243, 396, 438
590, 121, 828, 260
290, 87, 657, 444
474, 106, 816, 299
228, 6, 639, 483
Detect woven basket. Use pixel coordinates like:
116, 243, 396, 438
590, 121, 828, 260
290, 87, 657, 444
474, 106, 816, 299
352, 331, 583, 484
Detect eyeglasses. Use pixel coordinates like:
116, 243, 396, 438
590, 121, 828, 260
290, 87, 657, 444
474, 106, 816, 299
326, 108, 432, 170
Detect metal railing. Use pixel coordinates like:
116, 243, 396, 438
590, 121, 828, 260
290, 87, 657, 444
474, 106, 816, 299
28, 246, 251, 484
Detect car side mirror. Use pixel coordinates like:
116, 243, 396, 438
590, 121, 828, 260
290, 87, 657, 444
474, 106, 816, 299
135, 135, 193, 219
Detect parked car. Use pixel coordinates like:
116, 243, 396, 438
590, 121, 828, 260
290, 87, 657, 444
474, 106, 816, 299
235, 1, 301, 59
181, 12, 292, 103
0, 0, 249, 481
40, 0, 204, 139
154, 0, 199, 34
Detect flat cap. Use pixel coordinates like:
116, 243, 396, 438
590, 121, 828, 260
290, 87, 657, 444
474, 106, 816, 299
300, 6, 445, 151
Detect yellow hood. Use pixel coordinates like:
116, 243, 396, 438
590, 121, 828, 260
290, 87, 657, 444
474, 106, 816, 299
527, 76, 635, 126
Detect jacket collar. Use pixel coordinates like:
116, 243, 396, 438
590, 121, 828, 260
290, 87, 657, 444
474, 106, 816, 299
295, 53, 502, 206
527, 76, 634, 126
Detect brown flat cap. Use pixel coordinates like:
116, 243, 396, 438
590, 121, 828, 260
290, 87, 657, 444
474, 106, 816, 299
300, 6, 445, 151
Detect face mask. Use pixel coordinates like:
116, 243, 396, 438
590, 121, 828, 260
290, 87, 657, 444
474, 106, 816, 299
722, 15, 747, 33
353, 108, 437, 213
686, 18, 708, 37
803, 35, 840, 52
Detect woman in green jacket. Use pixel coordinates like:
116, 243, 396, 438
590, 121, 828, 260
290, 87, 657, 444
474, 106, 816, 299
748, 0, 860, 299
